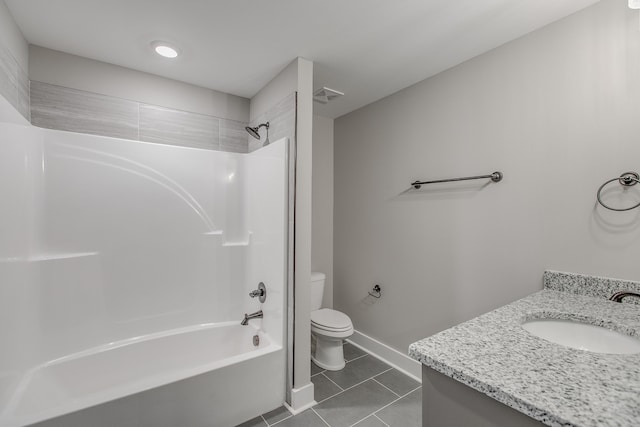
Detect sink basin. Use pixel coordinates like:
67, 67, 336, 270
521, 318, 640, 354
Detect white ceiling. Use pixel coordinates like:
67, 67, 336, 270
5, 0, 599, 118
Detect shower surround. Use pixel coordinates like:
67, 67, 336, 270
0, 95, 288, 427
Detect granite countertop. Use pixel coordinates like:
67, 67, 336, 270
408, 271, 640, 427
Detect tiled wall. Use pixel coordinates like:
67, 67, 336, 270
248, 93, 296, 153
0, 42, 30, 121
30, 81, 248, 153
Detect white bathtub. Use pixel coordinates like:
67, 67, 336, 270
0, 322, 285, 427
0, 107, 289, 427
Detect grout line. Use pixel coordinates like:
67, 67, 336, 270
372, 378, 401, 398
345, 353, 368, 363
374, 414, 391, 427
268, 413, 293, 426
399, 384, 422, 398
321, 372, 345, 391
348, 379, 411, 427
311, 370, 325, 378
350, 418, 365, 427
314, 367, 394, 405
260, 414, 268, 425
312, 408, 332, 427
371, 389, 415, 418
350, 396, 402, 426
351, 414, 391, 427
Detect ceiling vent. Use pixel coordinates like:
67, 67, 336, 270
313, 87, 344, 104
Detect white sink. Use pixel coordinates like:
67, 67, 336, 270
521, 318, 640, 354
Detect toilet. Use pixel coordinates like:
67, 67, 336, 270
310, 272, 354, 371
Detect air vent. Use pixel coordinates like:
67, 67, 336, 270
313, 87, 344, 104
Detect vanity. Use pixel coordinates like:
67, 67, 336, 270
409, 271, 640, 427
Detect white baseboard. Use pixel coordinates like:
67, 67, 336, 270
287, 382, 316, 414
347, 330, 421, 383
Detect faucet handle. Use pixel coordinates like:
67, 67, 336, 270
249, 282, 267, 303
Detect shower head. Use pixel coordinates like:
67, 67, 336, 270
245, 122, 270, 146
245, 126, 261, 140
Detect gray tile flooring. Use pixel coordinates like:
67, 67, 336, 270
237, 342, 421, 427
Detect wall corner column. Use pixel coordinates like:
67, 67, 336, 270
290, 57, 315, 412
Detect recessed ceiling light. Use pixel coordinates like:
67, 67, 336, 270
152, 41, 179, 58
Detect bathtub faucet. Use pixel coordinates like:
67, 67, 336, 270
241, 310, 263, 326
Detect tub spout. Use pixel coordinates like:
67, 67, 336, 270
241, 310, 263, 326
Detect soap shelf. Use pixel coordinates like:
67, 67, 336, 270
203, 230, 252, 247
222, 233, 252, 247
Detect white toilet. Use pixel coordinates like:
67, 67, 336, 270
310, 272, 354, 371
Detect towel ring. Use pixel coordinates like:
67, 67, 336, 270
596, 172, 640, 211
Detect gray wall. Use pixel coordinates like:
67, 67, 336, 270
250, 60, 299, 121
248, 93, 296, 154
334, 0, 640, 354
0, 0, 29, 119
29, 46, 248, 122
0, 0, 27, 71
312, 114, 334, 308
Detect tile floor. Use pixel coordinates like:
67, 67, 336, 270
237, 343, 421, 427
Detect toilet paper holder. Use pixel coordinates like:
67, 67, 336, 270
368, 284, 382, 299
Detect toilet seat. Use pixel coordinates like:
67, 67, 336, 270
311, 309, 353, 339
311, 309, 353, 331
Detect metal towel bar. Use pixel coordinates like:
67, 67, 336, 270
411, 171, 503, 189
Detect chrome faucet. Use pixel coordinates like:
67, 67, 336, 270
249, 288, 264, 298
249, 282, 267, 303
241, 310, 263, 325
609, 291, 640, 303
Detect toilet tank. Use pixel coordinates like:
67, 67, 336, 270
310, 272, 326, 311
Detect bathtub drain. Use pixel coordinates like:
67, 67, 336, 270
253, 335, 260, 347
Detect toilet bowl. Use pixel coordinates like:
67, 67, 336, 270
310, 272, 354, 371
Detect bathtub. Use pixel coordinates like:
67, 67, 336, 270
0, 322, 285, 427
0, 104, 289, 427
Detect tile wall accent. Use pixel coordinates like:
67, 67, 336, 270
139, 104, 219, 150
543, 270, 640, 304
0, 42, 30, 121
220, 118, 250, 154
30, 81, 248, 152
31, 81, 138, 140
248, 92, 296, 153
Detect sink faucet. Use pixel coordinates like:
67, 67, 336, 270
609, 291, 640, 303
241, 310, 263, 325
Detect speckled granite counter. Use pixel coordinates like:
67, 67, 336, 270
409, 272, 640, 427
